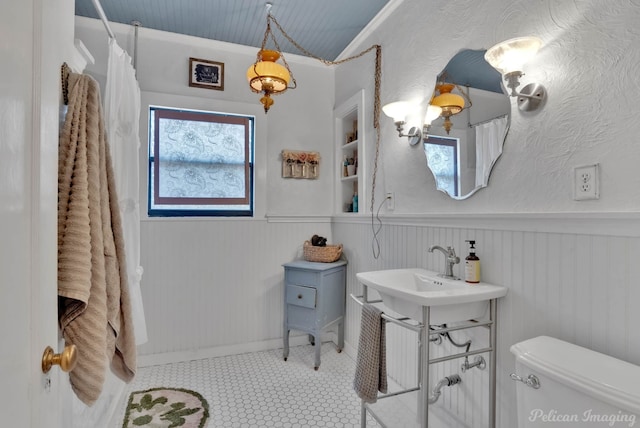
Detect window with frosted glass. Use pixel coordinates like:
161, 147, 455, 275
424, 135, 459, 197
148, 107, 254, 216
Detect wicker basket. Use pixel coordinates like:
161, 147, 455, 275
303, 240, 343, 263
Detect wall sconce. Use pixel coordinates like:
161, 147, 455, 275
484, 36, 546, 111
382, 102, 443, 145
423, 104, 442, 134
382, 101, 423, 145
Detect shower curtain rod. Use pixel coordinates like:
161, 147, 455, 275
468, 113, 508, 128
91, 0, 116, 40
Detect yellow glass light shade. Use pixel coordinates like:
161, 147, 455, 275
247, 49, 291, 113
431, 83, 464, 115
246, 50, 291, 94
484, 36, 542, 75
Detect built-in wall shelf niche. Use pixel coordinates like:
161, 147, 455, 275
334, 90, 365, 214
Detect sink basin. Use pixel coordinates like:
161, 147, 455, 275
356, 268, 507, 324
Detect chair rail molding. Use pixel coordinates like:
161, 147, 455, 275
332, 212, 640, 237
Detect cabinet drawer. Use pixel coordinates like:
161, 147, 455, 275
286, 284, 316, 309
285, 269, 319, 287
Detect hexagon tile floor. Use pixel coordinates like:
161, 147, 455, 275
114, 342, 381, 427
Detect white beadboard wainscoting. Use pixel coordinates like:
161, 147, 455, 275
134, 212, 640, 427
336, 213, 640, 428
137, 216, 333, 364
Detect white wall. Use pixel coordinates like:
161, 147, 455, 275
75, 16, 335, 217
74, 18, 336, 359
335, 0, 640, 426
337, 0, 640, 213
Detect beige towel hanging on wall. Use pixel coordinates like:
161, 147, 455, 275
58, 71, 136, 405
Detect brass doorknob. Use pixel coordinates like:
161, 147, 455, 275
42, 344, 77, 373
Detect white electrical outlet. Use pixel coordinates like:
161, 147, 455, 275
385, 192, 394, 210
573, 164, 599, 200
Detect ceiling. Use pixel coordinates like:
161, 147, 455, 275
75, 0, 391, 61
440, 49, 503, 94
75, 0, 503, 94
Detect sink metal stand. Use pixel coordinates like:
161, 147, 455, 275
419, 305, 430, 427
420, 299, 497, 428
353, 291, 498, 428
489, 298, 497, 428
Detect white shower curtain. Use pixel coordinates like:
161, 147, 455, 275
475, 116, 508, 187
104, 38, 147, 345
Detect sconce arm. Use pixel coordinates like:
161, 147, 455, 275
502, 72, 547, 111
514, 92, 538, 100
503, 71, 524, 97
395, 121, 422, 146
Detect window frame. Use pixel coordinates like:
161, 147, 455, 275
148, 106, 255, 217
424, 135, 460, 197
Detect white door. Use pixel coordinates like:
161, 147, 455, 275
0, 0, 74, 426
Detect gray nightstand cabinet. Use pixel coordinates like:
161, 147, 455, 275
282, 260, 347, 370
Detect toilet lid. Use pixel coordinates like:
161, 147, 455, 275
511, 336, 640, 414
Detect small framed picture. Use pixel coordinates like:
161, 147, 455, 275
189, 57, 224, 91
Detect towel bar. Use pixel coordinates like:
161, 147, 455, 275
350, 294, 422, 333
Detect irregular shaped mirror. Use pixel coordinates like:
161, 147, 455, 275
424, 49, 510, 199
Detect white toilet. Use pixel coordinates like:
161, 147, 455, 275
510, 336, 640, 427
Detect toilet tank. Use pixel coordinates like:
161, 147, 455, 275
510, 336, 640, 427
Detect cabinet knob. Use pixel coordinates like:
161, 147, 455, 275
297, 294, 303, 299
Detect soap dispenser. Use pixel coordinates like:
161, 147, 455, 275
464, 240, 480, 283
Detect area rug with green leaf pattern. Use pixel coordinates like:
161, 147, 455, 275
122, 387, 210, 428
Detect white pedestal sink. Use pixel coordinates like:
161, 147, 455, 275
355, 268, 507, 428
356, 268, 507, 324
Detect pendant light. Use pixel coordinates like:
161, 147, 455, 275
247, 49, 291, 113
246, 2, 381, 119
431, 83, 465, 134
246, 3, 296, 114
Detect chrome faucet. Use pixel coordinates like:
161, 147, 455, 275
428, 245, 460, 279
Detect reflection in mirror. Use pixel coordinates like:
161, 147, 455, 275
424, 49, 510, 199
